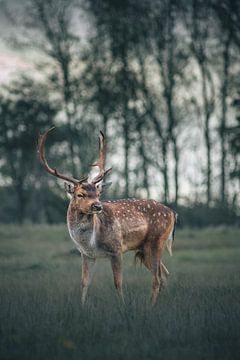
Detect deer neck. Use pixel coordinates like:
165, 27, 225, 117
67, 200, 102, 236
67, 201, 102, 256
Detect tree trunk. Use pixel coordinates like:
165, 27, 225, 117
137, 121, 150, 198
62, 64, 77, 178
16, 180, 25, 224
201, 64, 212, 206
121, 51, 130, 198
220, 35, 231, 204
162, 141, 169, 203
123, 117, 130, 198
172, 135, 179, 205
137, 51, 170, 202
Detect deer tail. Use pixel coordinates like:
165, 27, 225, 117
166, 211, 178, 256
172, 211, 178, 243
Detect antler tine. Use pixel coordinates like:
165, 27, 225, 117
37, 127, 88, 185
91, 131, 112, 184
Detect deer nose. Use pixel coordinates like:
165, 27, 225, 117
91, 203, 103, 212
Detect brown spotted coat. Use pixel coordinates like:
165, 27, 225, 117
67, 192, 177, 305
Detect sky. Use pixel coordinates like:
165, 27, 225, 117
0, 0, 90, 84
0, 1, 33, 83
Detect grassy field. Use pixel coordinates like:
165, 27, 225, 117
0, 225, 239, 360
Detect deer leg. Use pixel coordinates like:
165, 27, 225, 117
150, 237, 168, 305
150, 256, 162, 305
110, 254, 124, 304
161, 262, 169, 277
142, 258, 168, 291
160, 261, 169, 288
81, 254, 96, 305
140, 245, 166, 304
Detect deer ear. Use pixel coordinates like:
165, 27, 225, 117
97, 181, 112, 193
64, 182, 74, 198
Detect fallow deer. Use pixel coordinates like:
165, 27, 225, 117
37, 128, 177, 305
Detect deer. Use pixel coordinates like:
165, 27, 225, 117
37, 127, 177, 305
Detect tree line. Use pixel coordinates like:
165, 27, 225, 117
0, 0, 239, 225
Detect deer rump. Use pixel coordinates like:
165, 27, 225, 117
134, 208, 177, 270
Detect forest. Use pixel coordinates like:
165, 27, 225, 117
0, 0, 239, 226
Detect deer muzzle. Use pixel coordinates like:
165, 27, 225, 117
91, 203, 103, 213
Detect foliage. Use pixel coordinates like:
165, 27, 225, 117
227, 96, 240, 180
0, 0, 240, 223
174, 203, 240, 227
0, 76, 57, 223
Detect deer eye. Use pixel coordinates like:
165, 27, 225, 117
77, 194, 85, 198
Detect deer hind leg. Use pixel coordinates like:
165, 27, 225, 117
159, 262, 169, 288
81, 254, 96, 305
139, 249, 168, 283
150, 255, 162, 305
110, 254, 124, 304
139, 244, 163, 305
161, 262, 169, 277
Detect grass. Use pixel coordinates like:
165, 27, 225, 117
0, 225, 240, 360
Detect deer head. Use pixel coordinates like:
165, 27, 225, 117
37, 127, 112, 214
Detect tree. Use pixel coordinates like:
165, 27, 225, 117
185, 0, 216, 206
228, 96, 240, 189
86, 0, 144, 197
211, 0, 240, 204
0, 76, 57, 223
24, 0, 84, 177
149, 0, 189, 205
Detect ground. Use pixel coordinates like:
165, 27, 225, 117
0, 225, 239, 360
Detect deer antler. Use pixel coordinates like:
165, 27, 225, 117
37, 127, 88, 185
91, 131, 112, 184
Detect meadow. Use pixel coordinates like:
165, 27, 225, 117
0, 225, 239, 360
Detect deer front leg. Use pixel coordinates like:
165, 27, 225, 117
81, 254, 96, 305
110, 254, 124, 304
